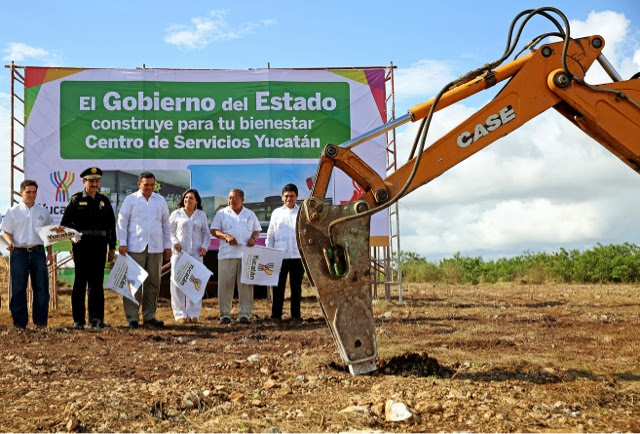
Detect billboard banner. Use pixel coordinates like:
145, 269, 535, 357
24, 67, 389, 240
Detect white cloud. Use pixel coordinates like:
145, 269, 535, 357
401, 199, 608, 260
2, 42, 49, 62
164, 9, 277, 50
393, 59, 457, 103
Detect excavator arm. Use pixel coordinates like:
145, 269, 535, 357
297, 14, 640, 374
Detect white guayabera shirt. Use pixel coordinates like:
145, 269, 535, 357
211, 206, 261, 260
116, 191, 171, 253
266, 204, 300, 259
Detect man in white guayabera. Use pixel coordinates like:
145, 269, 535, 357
117, 172, 171, 329
210, 188, 261, 324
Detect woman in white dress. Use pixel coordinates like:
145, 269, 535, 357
169, 189, 211, 323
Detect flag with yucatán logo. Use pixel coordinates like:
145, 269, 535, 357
105, 254, 148, 305
240, 245, 284, 286
171, 252, 213, 303
36, 225, 82, 246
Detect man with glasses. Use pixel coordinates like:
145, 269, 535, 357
210, 188, 261, 324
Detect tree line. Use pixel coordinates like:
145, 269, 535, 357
400, 243, 640, 284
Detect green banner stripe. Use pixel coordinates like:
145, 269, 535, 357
60, 81, 350, 160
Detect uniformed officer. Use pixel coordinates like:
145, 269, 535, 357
61, 167, 116, 329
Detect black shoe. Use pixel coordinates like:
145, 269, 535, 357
145, 318, 165, 328
238, 316, 250, 324
90, 319, 110, 329
270, 316, 282, 322
220, 317, 231, 325
128, 321, 139, 329
73, 322, 84, 330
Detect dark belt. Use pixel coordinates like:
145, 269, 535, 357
80, 230, 108, 237
14, 245, 44, 252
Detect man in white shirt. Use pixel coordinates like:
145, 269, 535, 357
117, 172, 171, 328
210, 188, 261, 324
1, 180, 53, 329
266, 183, 304, 322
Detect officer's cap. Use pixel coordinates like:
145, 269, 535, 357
81, 167, 102, 180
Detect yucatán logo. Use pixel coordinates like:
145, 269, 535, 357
248, 257, 274, 280
257, 263, 275, 276
127, 280, 137, 294
457, 105, 516, 148
189, 275, 202, 292
50, 171, 76, 202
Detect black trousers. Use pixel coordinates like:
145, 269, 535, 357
71, 237, 108, 324
271, 258, 304, 320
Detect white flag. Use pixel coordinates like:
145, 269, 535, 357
240, 245, 284, 287
171, 253, 213, 303
36, 225, 82, 246
105, 254, 148, 305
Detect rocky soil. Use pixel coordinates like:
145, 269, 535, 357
0, 263, 638, 432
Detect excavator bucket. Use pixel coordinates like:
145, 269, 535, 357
296, 196, 378, 374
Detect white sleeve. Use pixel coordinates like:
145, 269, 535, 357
116, 196, 132, 246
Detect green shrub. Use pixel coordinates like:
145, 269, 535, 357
398, 243, 640, 284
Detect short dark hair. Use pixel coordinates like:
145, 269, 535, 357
178, 189, 203, 210
229, 188, 244, 199
282, 183, 298, 196
20, 180, 38, 192
138, 172, 155, 182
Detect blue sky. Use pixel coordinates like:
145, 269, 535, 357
2, 1, 640, 260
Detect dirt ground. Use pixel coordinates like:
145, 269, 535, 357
0, 261, 639, 432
